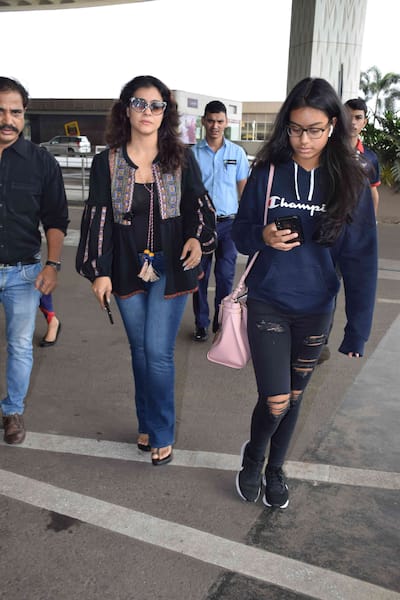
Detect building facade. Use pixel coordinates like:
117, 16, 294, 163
26, 98, 114, 149
26, 92, 245, 149
287, 0, 367, 100
173, 90, 243, 144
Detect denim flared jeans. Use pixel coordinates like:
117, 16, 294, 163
0, 263, 41, 415
115, 253, 188, 448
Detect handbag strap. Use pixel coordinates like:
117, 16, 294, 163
231, 163, 275, 300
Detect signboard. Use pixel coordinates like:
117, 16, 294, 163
64, 121, 80, 136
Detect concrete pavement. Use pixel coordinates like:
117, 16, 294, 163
0, 186, 399, 599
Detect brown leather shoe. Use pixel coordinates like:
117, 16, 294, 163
2, 414, 26, 444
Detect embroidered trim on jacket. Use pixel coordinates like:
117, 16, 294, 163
109, 148, 181, 223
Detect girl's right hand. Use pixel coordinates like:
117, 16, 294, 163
262, 223, 301, 251
91, 276, 112, 308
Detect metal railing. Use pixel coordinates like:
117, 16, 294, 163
58, 155, 92, 203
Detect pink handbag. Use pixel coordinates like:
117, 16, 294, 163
207, 165, 275, 369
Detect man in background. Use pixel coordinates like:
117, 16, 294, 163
0, 76, 69, 443
191, 100, 248, 341
345, 97, 380, 216
318, 96, 380, 364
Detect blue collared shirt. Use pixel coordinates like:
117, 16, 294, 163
191, 138, 249, 216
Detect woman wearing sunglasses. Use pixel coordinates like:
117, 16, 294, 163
76, 75, 216, 466
233, 77, 377, 508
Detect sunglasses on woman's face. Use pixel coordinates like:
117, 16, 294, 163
129, 97, 167, 115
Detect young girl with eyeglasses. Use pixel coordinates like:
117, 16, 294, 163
76, 75, 216, 466
232, 77, 377, 509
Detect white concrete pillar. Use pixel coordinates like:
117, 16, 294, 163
287, 0, 367, 100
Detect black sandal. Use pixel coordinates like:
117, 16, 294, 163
137, 434, 151, 452
151, 446, 173, 466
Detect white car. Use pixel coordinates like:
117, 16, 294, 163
40, 135, 91, 156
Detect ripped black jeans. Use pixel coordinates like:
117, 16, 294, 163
246, 299, 333, 468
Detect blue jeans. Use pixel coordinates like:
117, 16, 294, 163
0, 263, 41, 415
193, 218, 237, 329
115, 253, 187, 448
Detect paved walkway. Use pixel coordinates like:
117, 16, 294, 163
0, 187, 399, 599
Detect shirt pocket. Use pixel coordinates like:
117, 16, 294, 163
11, 182, 41, 192
9, 181, 42, 214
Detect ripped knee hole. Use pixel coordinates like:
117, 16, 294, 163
304, 334, 326, 346
266, 394, 290, 416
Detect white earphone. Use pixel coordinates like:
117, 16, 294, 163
328, 125, 334, 137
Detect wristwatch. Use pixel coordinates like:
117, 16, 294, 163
45, 260, 62, 272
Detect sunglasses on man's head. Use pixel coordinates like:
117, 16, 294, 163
129, 97, 167, 115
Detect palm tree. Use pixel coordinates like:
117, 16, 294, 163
360, 66, 400, 123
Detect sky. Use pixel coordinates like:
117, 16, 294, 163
1, 0, 398, 102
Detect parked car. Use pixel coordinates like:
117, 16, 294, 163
40, 135, 91, 156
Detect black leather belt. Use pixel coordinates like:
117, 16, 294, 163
217, 214, 236, 222
0, 259, 40, 268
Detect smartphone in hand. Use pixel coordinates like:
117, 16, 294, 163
275, 215, 305, 245
103, 294, 114, 324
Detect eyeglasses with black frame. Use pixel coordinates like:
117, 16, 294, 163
287, 122, 331, 139
129, 97, 167, 115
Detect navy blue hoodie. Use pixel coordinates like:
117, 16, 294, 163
232, 161, 377, 356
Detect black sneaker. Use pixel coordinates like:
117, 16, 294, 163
235, 441, 265, 502
193, 327, 208, 342
263, 466, 289, 508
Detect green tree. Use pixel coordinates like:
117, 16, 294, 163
391, 149, 400, 190
360, 66, 400, 124
362, 111, 400, 189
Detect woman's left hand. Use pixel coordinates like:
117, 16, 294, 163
181, 238, 202, 270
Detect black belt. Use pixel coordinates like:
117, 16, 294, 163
217, 214, 236, 222
0, 259, 40, 268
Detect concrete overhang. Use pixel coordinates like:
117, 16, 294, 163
0, 0, 152, 12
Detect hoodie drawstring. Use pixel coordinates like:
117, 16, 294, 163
294, 162, 315, 202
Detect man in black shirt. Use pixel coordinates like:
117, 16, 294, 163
0, 76, 69, 444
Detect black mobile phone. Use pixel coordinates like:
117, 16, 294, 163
275, 215, 305, 244
103, 295, 114, 324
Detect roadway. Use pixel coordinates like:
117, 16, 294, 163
0, 187, 399, 599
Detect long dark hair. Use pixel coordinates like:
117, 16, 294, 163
105, 75, 185, 172
255, 77, 367, 244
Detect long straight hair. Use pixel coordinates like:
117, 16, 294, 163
105, 75, 185, 172
255, 77, 367, 244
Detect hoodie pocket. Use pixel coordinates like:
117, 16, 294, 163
261, 263, 330, 302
